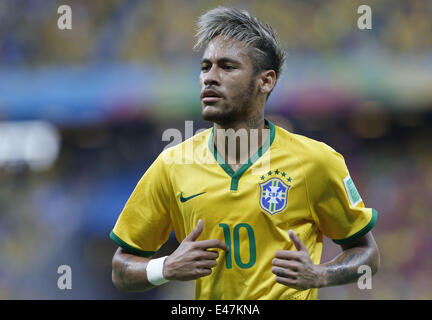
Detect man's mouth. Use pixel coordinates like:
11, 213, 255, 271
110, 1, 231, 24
202, 96, 221, 103
201, 89, 222, 104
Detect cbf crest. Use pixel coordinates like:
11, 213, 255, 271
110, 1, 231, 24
259, 171, 292, 215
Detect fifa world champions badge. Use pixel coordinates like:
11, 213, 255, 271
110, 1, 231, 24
259, 176, 291, 215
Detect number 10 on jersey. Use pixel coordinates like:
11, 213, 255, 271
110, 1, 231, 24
218, 223, 256, 269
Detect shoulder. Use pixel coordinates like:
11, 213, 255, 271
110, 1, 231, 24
275, 126, 346, 176
277, 126, 341, 160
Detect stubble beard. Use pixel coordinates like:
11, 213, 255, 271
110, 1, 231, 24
201, 76, 257, 127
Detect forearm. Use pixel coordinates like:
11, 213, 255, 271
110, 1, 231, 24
319, 245, 379, 288
112, 248, 154, 292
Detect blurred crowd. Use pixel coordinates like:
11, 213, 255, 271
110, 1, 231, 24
1, 0, 432, 67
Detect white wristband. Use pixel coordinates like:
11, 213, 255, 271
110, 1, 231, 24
146, 256, 169, 286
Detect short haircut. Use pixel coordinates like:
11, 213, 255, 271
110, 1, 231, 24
194, 6, 286, 87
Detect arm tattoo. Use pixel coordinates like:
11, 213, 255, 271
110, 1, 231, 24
324, 246, 377, 287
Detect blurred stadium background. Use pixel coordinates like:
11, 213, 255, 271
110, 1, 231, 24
0, 0, 431, 299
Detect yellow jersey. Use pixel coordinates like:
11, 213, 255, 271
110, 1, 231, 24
110, 120, 377, 300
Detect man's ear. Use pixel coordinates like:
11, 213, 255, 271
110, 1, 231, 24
258, 70, 277, 96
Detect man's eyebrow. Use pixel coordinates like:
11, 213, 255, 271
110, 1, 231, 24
200, 57, 242, 65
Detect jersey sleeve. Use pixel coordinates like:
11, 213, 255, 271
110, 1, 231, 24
110, 152, 174, 256
308, 145, 378, 245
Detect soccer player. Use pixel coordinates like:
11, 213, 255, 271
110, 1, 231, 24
110, 7, 380, 300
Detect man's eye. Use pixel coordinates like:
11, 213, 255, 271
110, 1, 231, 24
201, 65, 210, 71
223, 65, 235, 70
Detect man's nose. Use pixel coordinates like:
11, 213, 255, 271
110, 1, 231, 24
202, 66, 220, 86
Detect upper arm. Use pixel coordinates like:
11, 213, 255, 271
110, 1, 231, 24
112, 247, 143, 269
112, 246, 152, 264
339, 231, 380, 273
307, 144, 378, 244
111, 246, 154, 292
110, 153, 174, 256
340, 231, 378, 251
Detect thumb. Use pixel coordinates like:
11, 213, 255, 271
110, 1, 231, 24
184, 219, 204, 242
288, 230, 308, 252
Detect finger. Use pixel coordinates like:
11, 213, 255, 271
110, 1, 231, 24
195, 239, 229, 251
275, 276, 299, 288
288, 230, 308, 252
184, 219, 204, 242
192, 250, 219, 261
271, 267, 297, 279
274, 250, 303, 261
198, 250, 219, 260
197, 268, 212, 277
272, 258, 302, 271
196, 260, 218, 269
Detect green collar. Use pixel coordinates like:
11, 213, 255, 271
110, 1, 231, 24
208, 119, 276, 191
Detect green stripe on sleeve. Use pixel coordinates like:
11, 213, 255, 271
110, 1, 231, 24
332, 208, 378, 245
110, 231, 156, 257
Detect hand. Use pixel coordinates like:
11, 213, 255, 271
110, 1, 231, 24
271, 230, 326, 290
163, 219, 229, 281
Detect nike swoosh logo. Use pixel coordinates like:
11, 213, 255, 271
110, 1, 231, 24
180, 192, 206, 203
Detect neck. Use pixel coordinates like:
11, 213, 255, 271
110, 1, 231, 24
212, 115, 269, 171
214, 114, 265, 131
